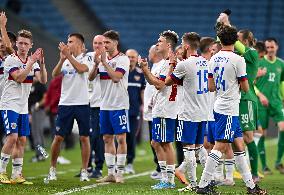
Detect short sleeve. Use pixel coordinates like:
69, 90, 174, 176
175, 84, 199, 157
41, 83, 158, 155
4, 55, 19, 74
208, 58, 214, 79
82, 54, 94, 70
237, 57, 247, 81
170, 61, 186, 84
33, 62, 40, 73
115, 55, 130, 75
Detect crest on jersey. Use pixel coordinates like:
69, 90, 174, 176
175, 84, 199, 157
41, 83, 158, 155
56, 126, 60, 131
109, 62, 116, 68
277, 68, 281, 73
11, 123, 17, 130
134, 75, 141, 81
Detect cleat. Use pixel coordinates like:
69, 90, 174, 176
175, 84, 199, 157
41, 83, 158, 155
46, 167, 57, 181
233, 170, 242, 179
217, 179, 235, 186
96, 174, 116, 183
175, 168, 189, 185
10, 174, 26, 184
115, 174, 124, 183
90, 169, 102, 179
258, 172, 264, 178
196, 185, 220, 195
80, 169, 90, 182
125, 164, 135, 174
150, 170, 162, 180
262, 167, 273, 175
152, 181, 175, 189
247, 184, 267, 195
0, 173, 11, 184
178, 185, 194, 192
275, 163, 284, 174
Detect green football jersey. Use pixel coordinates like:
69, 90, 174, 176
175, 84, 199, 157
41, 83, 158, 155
240, 47, 259, 102
256, 56, 284, 102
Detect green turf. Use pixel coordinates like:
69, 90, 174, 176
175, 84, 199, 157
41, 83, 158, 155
0, 139, 283, 194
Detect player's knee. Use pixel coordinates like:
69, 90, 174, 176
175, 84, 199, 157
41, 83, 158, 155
103, 135, 113, 144
243, 132, 254, 144
54, 135, 64, 143
79, 136, 89, 143
6, 133, 18, 145
17, 136, 27, 146
116, 134, 126, 145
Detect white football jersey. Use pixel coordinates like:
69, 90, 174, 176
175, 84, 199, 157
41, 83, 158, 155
208, 50, 247, 116
171, 55, 209, 122
0, 56, 6, 98
143, 59, 166, 121
86, 52, 101, 108
152, 60, 178, 119
59, 53, 92, 106
0, 53, 40, 114
99, 53, 130, 110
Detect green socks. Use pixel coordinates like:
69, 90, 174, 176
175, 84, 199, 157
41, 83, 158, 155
276, 131, 284, 165
258, 136, 267, 170
247, 141, 258, 176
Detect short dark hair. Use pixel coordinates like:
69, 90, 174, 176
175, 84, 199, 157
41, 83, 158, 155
103, 30, 119, 41
199, 37, 215, 53
238, 29, 255, 47
182, 32, 201, 50
17, 29, 33, 42
254, 41, 266, 53
7, 31, 17, 44
160, 30, 179, 50
217, 25, 238, 46
68, 33, 85, 43
265, 37, 278, 45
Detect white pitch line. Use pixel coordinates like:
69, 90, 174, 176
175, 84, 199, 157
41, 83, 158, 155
52, 170, 153, 195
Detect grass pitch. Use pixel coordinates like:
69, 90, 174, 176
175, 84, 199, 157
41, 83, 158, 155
0, 139, 283, 194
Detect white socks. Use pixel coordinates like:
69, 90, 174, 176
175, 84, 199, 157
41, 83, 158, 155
105, 153, 115, 176
199, 150, 222, 188
184, 147, 197, 187
0, 153, 10, 173
11, 158, 23, 178
224, 158, 234, 181
196, 146, 208, 168
158, 161, 167, 182
215, 159, 224, 181
167, 165, 175, 184
234, 151, 255, 189
116, 154, 127, 175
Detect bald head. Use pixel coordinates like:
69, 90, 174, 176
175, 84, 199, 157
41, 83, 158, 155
126, 49, 139, 67
93, 35, 104, 51
148, 45, 163, 63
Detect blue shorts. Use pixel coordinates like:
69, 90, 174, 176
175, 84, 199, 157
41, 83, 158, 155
0, 113, 4, 133
152, 118, 175, 143
180, 121, 206, 145
207, 121, 215, 143
56, 105, 90, 137
100, 110, 129, 135
1, 110, 30, 136
214, 112, 243, 143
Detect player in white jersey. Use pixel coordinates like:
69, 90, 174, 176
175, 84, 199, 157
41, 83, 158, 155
89, 30, 130, 183
140, 30, 179, 189
0, 29, 47, 184
84, 35, 104, 178
165, 32, 209, 191
197, 25, 266, 195
46, 33, 92, 182
143, 45, 166, 179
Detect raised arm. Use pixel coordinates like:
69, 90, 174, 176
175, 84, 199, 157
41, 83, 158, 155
35, 48, 47, 84
0, 12, 14, 54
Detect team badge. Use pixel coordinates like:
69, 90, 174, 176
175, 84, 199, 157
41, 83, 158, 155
134, 75, 141, 81
11, 123, 17, 130
277, 68, 281, 73
56, 126, 60, 131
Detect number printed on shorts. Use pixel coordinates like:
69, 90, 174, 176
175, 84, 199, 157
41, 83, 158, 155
119, 115, 127, 125
241, 114, 249, 124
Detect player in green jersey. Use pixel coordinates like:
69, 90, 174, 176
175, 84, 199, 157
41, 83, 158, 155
255, 37, 284, 174
236, 30, 260, 181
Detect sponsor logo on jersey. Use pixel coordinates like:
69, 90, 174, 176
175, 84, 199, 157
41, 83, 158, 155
134, 75, 141, 81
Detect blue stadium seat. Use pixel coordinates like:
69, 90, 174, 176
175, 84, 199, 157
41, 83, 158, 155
83, 0, 284, 57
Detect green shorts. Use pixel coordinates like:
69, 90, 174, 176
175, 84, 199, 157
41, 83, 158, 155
239, 100, 258, 131
258, 101, 284, 129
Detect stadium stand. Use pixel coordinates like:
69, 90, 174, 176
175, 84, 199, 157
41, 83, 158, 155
83, 0, 284, 57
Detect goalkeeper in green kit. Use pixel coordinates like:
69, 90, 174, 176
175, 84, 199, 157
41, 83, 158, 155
218, 13, 260, 182
255, 37, 284, 175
